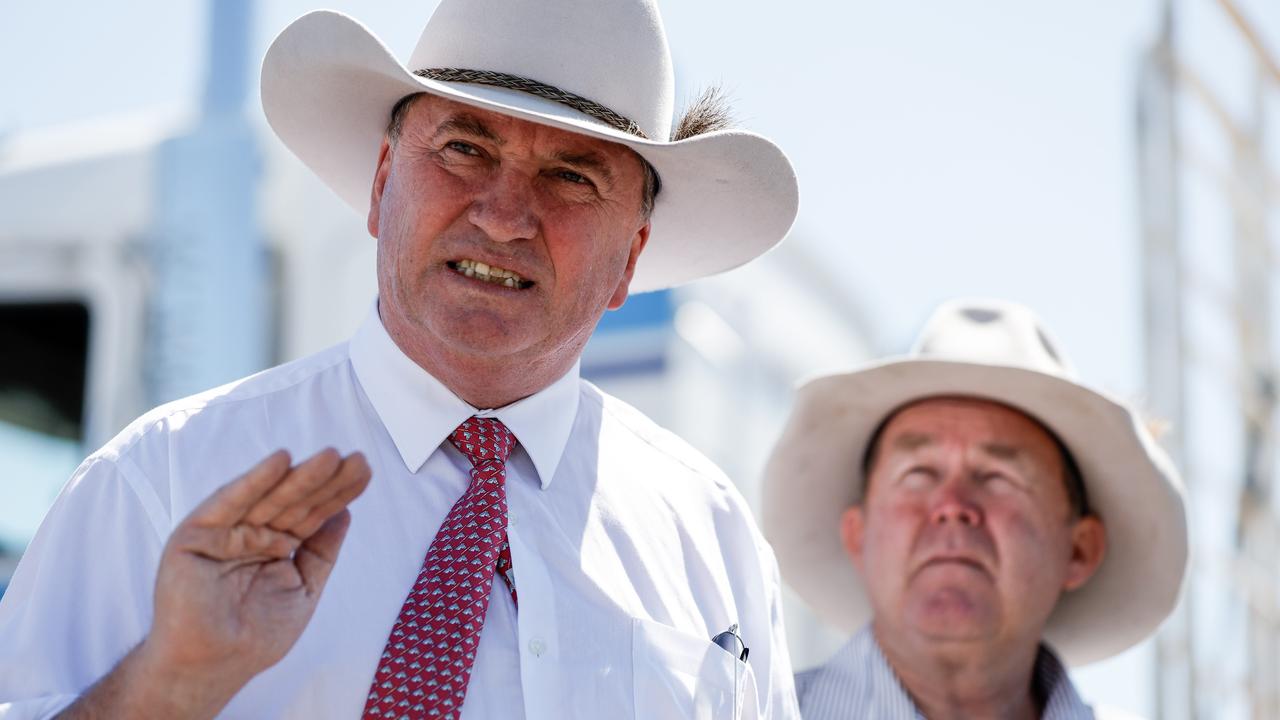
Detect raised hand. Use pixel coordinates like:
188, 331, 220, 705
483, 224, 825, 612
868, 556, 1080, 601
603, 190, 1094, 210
58, 448, 371, 719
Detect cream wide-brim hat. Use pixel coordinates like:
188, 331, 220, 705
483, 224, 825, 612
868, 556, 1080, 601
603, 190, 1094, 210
762, 299, 1188, 666
259, 0, 799, 293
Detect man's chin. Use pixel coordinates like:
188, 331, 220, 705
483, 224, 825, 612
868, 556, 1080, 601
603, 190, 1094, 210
904, 588, 999, 642
387, 308, 536, 366
417, 308, 535, 354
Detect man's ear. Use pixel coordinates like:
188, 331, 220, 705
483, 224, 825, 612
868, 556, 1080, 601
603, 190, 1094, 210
1062, 515, 1107, 592
606, 221, 651, 310
367, 136, 394, 239
839, 504, 868, 574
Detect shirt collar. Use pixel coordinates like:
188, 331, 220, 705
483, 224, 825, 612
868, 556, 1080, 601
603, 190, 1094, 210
1033, 641, 1092, 719
846, 625, 1093, 720
349, 301, 580, 489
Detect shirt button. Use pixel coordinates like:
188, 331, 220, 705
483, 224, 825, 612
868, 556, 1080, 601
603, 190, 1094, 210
528, 638, 547, 657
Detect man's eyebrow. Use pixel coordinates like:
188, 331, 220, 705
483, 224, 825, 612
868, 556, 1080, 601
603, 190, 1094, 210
890, 432, 935, 453
552, 150, 616, 186
435, 114, 504, 145
979, 443, 1023, 462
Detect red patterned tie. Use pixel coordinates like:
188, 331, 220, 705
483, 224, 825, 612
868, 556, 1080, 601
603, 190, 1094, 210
363, 417, 517, 719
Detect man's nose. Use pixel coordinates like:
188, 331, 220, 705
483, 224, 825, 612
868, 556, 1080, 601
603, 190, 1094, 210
468, 167, 538, 243
928, 479, 982, 527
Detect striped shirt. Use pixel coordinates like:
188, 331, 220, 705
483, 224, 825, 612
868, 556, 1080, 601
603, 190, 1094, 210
796, 626, 1094, 719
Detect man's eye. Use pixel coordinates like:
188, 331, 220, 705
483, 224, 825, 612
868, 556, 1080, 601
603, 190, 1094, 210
979, 471, 1013, 487
446, 141, 481, 156
901, 468, 935, 488
556, 169, 592, 185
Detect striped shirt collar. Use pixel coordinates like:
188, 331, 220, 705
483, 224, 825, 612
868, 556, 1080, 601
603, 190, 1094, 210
796, 625, 1094, 719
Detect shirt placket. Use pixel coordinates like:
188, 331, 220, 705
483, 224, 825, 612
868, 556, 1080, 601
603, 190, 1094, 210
504, 492, 561, 720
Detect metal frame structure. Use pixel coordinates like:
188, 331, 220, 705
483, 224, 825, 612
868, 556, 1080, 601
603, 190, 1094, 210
1138, 1, 1279, 716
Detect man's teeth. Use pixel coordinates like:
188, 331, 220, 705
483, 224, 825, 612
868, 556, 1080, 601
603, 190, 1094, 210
455, 259, 527, 288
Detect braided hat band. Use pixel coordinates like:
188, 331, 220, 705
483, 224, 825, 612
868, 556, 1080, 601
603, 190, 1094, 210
414, 68, 649, 139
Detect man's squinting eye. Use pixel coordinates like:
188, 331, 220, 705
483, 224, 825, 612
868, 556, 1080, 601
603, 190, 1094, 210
555, 169, 593, 186
445, 140, 482, 156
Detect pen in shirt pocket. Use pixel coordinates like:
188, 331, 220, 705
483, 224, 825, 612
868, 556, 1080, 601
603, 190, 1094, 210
711, 623, 749, 663
712, 623, 749, 719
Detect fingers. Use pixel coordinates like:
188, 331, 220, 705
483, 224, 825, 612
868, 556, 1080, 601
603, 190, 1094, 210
247, 452, 371, 539
181, 447, 370, 567
283, 454, 372, 538
172, 524, 302, 563
187, 450, 293, 527
242, 449, 343, 527
295, 509, 353, 596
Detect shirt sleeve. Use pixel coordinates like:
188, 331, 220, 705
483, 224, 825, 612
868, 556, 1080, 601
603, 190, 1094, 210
0, 454, 168, 719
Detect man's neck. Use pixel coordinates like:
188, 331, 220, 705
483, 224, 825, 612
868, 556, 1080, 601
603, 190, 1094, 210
380, 307, 579, 409
872, 620, 1043, 720
421, 351, 567, 409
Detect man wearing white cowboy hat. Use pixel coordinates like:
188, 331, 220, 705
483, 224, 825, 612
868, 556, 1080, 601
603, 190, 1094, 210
763, 299, 1187, 719
0, 0, 800, 718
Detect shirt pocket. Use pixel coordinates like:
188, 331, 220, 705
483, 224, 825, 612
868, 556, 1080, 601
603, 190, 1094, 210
631, 617, 759, 720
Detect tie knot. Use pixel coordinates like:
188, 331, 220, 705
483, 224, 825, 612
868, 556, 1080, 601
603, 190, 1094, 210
449, 416, 516, 467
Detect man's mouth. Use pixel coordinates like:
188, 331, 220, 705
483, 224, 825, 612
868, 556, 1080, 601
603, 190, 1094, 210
919, 556, 989, 576
447, 259, 535, 289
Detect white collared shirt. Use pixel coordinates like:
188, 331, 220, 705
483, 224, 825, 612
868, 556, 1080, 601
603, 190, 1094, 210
0, 305, 798, 720
796, 626, 1095, 719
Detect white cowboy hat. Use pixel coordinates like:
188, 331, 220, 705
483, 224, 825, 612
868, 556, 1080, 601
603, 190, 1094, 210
259, 0, 799, 293
762, 299, 1188, 666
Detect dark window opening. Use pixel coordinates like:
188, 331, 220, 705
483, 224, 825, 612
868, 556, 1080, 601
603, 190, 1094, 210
0, 301, 89, 441
0, 299, 92, 584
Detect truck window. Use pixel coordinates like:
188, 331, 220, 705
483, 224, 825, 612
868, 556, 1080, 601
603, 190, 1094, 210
0, 301, 90, 591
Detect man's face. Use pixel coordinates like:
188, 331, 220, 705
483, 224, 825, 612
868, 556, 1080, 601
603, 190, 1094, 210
367, 94, 651, 379
841, 397, 1106, 650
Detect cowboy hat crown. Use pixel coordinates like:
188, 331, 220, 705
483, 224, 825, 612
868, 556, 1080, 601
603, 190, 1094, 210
410, 0, 675, 142
911, 301, 1077, 377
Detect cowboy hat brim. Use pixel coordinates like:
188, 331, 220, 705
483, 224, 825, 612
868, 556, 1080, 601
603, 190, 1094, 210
260, 10, 800, 293
762, 358, 1188, 666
